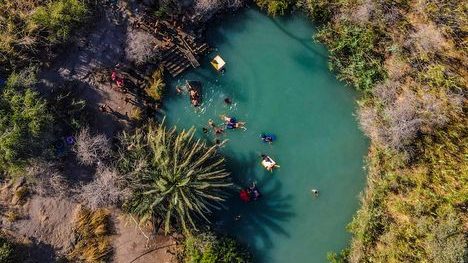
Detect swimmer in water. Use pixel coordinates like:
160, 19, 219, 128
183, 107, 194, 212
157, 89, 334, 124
311, 189, 319, 197
208, 119, 216, 128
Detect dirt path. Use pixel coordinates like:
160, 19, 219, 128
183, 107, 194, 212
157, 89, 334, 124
37, 1, 139, 137
112, 213, 177, 263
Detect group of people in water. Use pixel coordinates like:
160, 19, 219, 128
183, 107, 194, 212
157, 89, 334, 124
204, 115, 247, 134
178, 81, 318, 205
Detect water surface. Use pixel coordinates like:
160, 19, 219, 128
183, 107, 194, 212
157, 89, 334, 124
164, 9, 368, 263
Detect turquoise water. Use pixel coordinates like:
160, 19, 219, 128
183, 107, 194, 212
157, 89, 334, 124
164, 9, 368, 263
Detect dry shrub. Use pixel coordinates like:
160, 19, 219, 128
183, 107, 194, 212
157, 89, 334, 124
194, 0, 244, 16
225, 0, 244, 8
359, 85, 463, 152
358, 104, 387, 147
384, 56, 409, 79
74, 127, 111, 166
194, 0, 223, 15
383, 88, 422, 149
26, 161, 68, 197
409, 23, 448, 56
350, 0, 374, 24
69, 206, 112, 262
79, 164, 128, 210
125, 30, 157, 65
372, 80, 400, 105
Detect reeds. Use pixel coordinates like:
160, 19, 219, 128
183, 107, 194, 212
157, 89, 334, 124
69, 207, 112, 262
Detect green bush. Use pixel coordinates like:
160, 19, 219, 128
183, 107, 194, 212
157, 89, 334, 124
0, 72, 53, 175
255, 0, 296, 16
327, 249, 349, 263
145, 67, 165, 102
316, 22, 386, 92
183, 232, 252, 263
304, 0, 334, 25
29, 0, 88, 43
0, 237, 14, 263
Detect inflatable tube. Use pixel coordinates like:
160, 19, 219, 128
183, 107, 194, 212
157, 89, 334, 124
239, 190, 250, 202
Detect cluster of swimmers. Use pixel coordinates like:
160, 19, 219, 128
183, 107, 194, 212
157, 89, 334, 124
178, 82, 320, 205
239, 183, 261, 203
176, 81, 202, 107
189, 87, 201, 107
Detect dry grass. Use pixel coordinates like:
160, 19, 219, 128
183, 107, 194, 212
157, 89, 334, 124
68, 206, 112, 262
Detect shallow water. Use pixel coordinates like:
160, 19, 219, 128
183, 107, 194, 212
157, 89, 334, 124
164, 8, 368, 263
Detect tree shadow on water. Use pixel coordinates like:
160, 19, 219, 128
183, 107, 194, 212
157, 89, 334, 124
214, 152, 295, 261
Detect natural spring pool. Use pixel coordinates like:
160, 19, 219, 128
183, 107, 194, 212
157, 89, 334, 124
164, 8, 368, 263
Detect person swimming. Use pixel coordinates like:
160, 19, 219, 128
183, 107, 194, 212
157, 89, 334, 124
248, 183, 261, 200
226, 122, 246, 130
260, 133, 276, 143
208, 119, 216, 128
224, 97, 232, 104
222, 115, 236, 124
221, 115, 246, 130
239, 189, 250, 202
214, 127, 224, 135
311, 189, 319, 197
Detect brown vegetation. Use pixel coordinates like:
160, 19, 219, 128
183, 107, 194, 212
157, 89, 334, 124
68, 207, 113, 262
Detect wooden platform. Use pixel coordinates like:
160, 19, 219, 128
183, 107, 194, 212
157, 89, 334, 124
133, 14, 210, 77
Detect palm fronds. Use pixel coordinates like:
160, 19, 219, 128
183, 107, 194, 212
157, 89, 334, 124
118, 123, 231, 234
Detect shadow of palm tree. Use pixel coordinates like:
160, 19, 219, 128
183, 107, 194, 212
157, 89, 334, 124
213, 151, 294, 261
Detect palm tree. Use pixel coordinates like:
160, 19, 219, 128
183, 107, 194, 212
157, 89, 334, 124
117, 123, 231, 234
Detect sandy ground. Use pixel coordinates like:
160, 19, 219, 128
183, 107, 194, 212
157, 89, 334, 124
12, 197, 79, 255
0, 181, 77, 261
112, 213, 178, 263
1, 181, 177, 262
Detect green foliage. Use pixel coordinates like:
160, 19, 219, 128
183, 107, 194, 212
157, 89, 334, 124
0, 236, 14, 263
316, 22, 386, 92
30, 0, 88, 43
0, 0, 89, 72
327, 249, 349, 263
48, 82, 88, 133
347, 123, 468, 262
145, 67, 166, 102
118, 124, 231, 234
419, 64, 464, 91
304, 0, 334, 25
255, 0, 296, 16
155, 0, 180, 19
0, 72, 53, 175
183, 232, 252, 263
